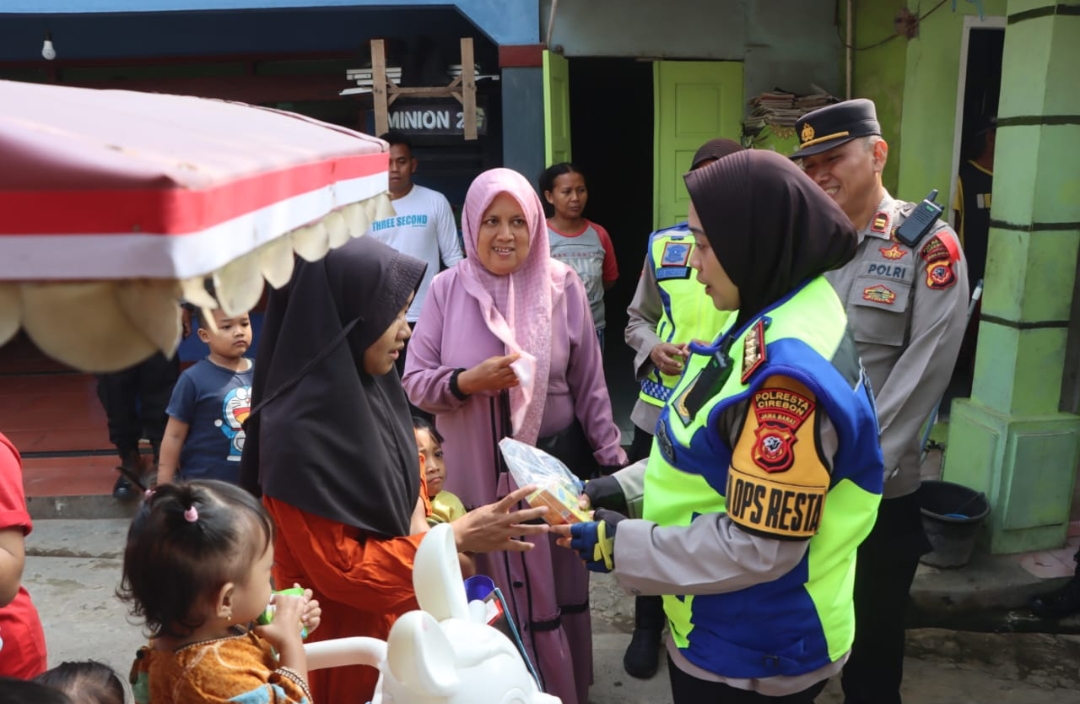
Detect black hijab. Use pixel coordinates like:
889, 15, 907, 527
691, 137, 744, 169
684, 149, 857, 330
238, 236, 427, 538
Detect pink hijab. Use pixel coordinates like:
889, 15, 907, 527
458, 168, 560, 445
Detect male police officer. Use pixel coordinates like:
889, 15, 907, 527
621, 138, 741, 678
791, 99, 969, 704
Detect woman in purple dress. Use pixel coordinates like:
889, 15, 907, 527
403, 167, 626, 704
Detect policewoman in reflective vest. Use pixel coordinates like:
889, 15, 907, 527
556, 150, 884, 703
622, 138, 742, 680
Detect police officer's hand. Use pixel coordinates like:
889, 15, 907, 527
650, 342, 687, 376
578, 475, 627, 514
552, 509, 626, 573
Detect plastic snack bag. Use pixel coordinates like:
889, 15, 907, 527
499, 438, 591, 525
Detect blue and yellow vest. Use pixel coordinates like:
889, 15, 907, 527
644, 276, 883, 679
639, 224, 733, 408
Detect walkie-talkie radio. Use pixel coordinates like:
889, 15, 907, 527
895, 189, 944, 247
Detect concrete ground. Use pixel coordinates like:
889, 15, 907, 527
19, 518, 1080, 704
588, 569, 1080, 704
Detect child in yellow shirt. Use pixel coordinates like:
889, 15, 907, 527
413, 417, 467, 525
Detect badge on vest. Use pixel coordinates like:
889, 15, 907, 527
920, 235, 959, 290
925, 260, 957, 290
661, 241, 692, 267
879, 244, 908, 260
727, 468, 825, 539
726, 382, 829, 540
749, 388, 815, 473
863, 284, 897, 304
919, 235, 960, 264
862, 284, 897, 305
657, 266, 692, 281
866, 263, 908, 279
658, 241, 692, 280
871, 211, 889, 234
741, 319, 768, 384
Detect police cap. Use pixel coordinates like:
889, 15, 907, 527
790, 98, 881, 159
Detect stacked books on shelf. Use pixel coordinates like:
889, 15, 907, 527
744, 86, 838, 133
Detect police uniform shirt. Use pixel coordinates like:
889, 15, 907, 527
626, 249, 667, 433
824, 191, 969, 499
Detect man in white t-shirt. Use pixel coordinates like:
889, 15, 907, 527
370, 132, 464, 377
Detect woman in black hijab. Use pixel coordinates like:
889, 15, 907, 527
687, 147, 856, 328
558, 151, 885, 703
239, 235, 548, 704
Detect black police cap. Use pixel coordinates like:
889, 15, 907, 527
790, 98, 882, 159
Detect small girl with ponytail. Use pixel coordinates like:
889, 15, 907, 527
119, 480, 321, 703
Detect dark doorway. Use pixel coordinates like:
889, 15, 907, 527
943, 27, 1003, 418
959, 29, 1005, 167
566, 58, 654, 437
957, 27, 1004, 296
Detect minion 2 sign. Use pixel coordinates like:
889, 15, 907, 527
374, 102, 487, 136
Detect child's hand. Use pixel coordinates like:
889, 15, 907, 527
294, 584, 322, 635
253, 592, 307, 652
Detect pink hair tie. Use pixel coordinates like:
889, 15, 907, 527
144, 488, 155, 500
184, 506, 199, 523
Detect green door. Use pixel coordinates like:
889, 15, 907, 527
653, 61, 744, 230
543, 50, 571, 166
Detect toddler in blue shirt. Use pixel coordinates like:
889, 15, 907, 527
157, 308, 254, 485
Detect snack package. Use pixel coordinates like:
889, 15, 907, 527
525, 484, 591, 525
499, 438, 590, 525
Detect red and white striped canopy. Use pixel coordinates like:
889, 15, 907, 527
0, 80, 392, 371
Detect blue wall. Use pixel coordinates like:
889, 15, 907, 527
0, 7, 491, 61
0, 0, 539, 48
501, 67, 544, 190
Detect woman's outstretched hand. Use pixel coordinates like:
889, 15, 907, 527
451, 485, 549, 553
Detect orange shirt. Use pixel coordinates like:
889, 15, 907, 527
263, 496, 423, 704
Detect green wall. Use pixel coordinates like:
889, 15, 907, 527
897, 0, 1008, 201
849, 0, 909, 194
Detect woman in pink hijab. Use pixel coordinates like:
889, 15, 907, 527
404, 167, 626, 704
